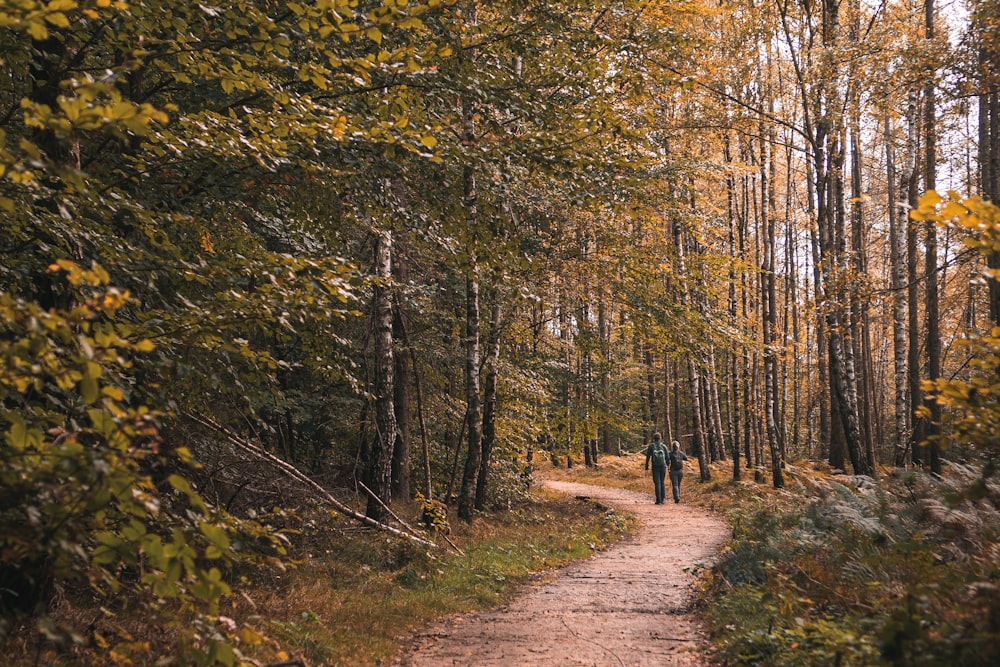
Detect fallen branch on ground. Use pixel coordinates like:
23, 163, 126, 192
186, 411, 438, 549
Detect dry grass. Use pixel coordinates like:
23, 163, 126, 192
1, 485, 635, 667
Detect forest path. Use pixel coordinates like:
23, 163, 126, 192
395, 480, 729, 666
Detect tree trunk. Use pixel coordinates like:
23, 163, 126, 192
457, 262, 482, 522
886, 110, 910, 466
662, 355, 674, 447
979, 12, 1000, 321
905, 89, 923, 464
849, 103, 877, 472
707, 346, 726, 461
761, 120, 784, 488
391, 253, 412, 501
366, 230, 396, 521
674, 214, 710, 481
921, 0, 942, 475
688, 356, 710, 481
726, 133, 743, 480
457, 1, 482, 522
599, 299, 615, 453
475, 302, 503, 510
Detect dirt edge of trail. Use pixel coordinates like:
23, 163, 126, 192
394, 480, 730, 667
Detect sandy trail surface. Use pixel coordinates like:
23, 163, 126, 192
395, 480, 729, 667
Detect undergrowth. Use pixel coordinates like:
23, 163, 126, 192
2, 485, 635, 666
703, 462, 1000, 666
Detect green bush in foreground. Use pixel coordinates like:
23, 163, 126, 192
0, 262, 285, 665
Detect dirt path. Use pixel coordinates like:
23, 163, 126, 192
395, 480, 729, 667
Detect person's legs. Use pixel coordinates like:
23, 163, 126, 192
670, 470, 683, 502
652, 467, 665, 503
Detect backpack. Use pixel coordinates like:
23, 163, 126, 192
669, 450, 684, 471
650, 442, 667, 467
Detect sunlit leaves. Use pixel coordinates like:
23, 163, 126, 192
913, 193, 1000, 453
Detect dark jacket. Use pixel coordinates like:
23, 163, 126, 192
644, 440, 668, 469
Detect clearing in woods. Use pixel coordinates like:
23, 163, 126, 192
396, 480, 729, 666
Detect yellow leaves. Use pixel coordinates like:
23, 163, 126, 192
366, 26, 383, 44
26, 19, 49, 40
910, 189, 943, 221
5, 0, 120, 41
913, 191, 1000, 258
420, 134, 437, 149
238, 626, 263, 647
21, 83, 169, 143
44, 11, 70, 28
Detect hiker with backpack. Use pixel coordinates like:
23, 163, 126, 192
668, 440, 688, 503
643, 432, 669, 504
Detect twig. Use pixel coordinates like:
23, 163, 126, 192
356, 479, 426, 539
442, 533, 465, 557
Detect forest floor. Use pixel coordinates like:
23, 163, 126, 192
395, 478, 729, 666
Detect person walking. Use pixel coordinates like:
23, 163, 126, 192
643, 432, 668, 504
668, 440, 688, 503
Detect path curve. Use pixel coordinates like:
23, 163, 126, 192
395, 480, 729, 666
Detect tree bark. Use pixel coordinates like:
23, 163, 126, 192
921, 0, 942, 475
761, 119, 784, 488
886, 110, 910, 466
457, 0, 482, 522
475, 302, 503, 510
366, 230, 396, 521
391, 253, 412, 501
905, 89, 922, 464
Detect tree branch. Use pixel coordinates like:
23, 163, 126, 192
186, 411, 439, 549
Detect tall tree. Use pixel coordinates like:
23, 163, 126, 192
919, 0, 943, 475
367, 230, 397, 521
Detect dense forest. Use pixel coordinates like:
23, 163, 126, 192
2, 0, 1000, 664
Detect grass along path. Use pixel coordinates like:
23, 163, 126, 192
395, 479, 729, 666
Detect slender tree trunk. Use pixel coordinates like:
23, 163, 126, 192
457, 14, 482, 519
905, 90, 923, 464
761, 123, 784, 488
445, 416, 467, 503
784, 141, 800, 458
726, 133, 743, 480
600, 299, 615, 453
739, 178, 754, 472
886, 110, 910, 466
645, 348, 657, 434
701, 377, 717, 461
674, 215, 710, 481
979, 21, 1000, 320
662, 354, 674, 446
391, 251, 412, 501
850, 111, 878, 472
367, 230, 396, 521
475, 302, 503, 510
391, 322, 412, 500
922, 0, 942, 475
708, 346, 726, 461
808, 173, 831, 460
688, 356, 710, 480
457, 257, 482, 522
